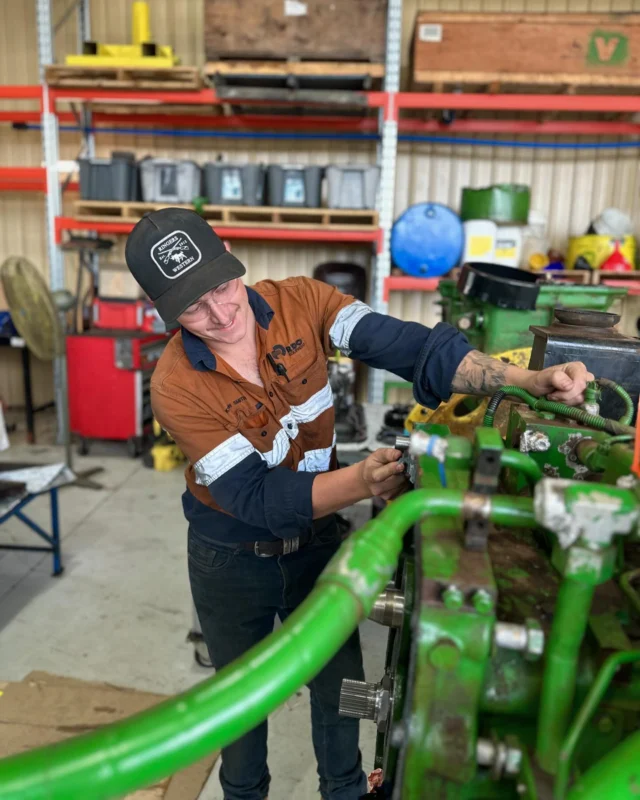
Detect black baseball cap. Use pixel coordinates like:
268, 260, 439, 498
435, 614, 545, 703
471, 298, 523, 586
125, 208, 246, 323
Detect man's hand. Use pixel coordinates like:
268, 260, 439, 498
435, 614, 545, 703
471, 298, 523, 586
359, 448, 408, 500
520, 361, 595, 405
452, 350, 594, 407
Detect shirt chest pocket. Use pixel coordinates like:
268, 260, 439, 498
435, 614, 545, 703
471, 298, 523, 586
276, 355, 333, 431
235, 406, 292, 470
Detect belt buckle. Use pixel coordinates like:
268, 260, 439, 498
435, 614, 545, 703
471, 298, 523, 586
282, 536, 300, 555
254, 542, 274, 558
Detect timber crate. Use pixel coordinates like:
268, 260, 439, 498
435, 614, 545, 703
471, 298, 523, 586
412, 13, 640, 92
45, 64, 202, 91
205, 0, 386, 64
74, 200, 379, 230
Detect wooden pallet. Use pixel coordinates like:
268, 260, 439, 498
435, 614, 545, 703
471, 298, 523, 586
46, 64, 202, 90
205, 59, 384, 100
74, 200, 379, 230
412, 71, 640, 94
206, 60, 384, 78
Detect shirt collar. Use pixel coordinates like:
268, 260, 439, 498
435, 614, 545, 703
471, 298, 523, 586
181, 286, 274, 372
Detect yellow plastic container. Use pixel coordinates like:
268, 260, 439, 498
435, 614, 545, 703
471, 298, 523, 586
566, 234, 636, 270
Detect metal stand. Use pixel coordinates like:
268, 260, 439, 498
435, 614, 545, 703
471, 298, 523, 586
368, 0, 402, 404
0, 487, 63, 576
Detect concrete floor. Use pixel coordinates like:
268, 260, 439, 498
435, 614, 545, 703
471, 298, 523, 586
0, 434, 386, 799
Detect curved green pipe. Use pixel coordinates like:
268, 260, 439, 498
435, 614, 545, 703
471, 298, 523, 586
596, 378, 635, 426
555, 650, 640, 798
565, 729, 640, 799
536, 578, 596, 774
500, 450, 543, 485
0, 491, 534, 800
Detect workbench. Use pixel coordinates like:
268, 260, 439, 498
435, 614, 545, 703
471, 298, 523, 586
0, 464, 75, 576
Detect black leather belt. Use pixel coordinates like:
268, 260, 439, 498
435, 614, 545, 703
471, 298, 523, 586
238, 515, 336, 558
239, 530, 312, 557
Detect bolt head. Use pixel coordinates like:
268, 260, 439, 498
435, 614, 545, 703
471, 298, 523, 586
505, 746, 523, 776
524, 619, 545, 659
442, 585, 464, 610
472, 589, 494, 615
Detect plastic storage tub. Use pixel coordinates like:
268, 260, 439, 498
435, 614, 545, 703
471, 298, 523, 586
78, 152, 139, 201
204, 163, 265, 205
326, 165, 379, 209
139, 158, 202, 203
267, 165, 323, 207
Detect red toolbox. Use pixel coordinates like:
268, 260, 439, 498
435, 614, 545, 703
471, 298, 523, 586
66, 330, 170, 456
92, 298, 162, 333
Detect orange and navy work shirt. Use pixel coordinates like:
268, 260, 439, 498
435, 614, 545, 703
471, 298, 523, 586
151, 276, 473, 543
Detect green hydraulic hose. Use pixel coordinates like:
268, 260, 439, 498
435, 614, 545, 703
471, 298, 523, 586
536, 578, 597, 775
0, 490, 535, 800
565, 729, 640, 799
555, 650, 640, 798
596, 378, 634, 426
483, 386, 635, 436
500, 449, 543, 485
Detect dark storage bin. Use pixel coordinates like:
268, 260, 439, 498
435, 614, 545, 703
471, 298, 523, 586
204, 163, 265, 205
78, 152, 139, 201
313, 262, 367, 302
267, 165, 323, 208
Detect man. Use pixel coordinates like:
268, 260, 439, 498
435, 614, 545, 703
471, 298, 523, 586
125, 208, 592, 800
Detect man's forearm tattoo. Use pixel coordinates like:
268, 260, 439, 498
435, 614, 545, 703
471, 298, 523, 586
451, 350, 510, 396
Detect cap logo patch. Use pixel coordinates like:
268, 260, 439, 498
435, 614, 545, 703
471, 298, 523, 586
150, 230, 202, 279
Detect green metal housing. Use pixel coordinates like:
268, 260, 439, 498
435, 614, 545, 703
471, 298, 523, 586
374, 421, 640, 799
438, 281, 626, 353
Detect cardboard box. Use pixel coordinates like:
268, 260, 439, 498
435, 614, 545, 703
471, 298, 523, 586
0, 671, 218, 799
99, 262, 146, 300
412, 13, 640, 86
205, 0, 387, 62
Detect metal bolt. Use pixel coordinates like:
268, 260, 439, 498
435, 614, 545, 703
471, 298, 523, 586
494, 620, 544, 659
472, 589, 494, 615
442, 585, 464, 610
517, 784, 527, 795
369, 588, 405, 629
524, 619, 544, 660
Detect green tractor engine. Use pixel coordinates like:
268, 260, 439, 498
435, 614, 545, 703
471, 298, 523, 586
339, 377, 640, 799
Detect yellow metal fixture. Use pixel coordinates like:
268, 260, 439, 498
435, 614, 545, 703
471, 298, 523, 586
404, 347, 532, 436
65, 2, 179, 68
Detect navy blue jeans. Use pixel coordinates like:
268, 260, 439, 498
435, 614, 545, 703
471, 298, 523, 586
188, 521, 368, 800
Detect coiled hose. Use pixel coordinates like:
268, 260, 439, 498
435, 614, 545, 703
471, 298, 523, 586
597, 378, 634, 425
483, 385, 636, 436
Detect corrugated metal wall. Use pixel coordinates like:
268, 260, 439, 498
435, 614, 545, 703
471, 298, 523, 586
0, 0, 639, 406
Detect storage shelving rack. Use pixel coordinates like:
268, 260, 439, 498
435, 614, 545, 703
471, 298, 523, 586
2, 1, 640, 409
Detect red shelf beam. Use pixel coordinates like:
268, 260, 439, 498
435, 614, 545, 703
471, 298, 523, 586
0, 167, 78, 193
383, 276, 440, 301
5, 111, 639, 137
0, 86, 41, 100
601, 279, 640, 297
396, 92, 640, 114
4, 86, 640, 135
54, 216, 379, 244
